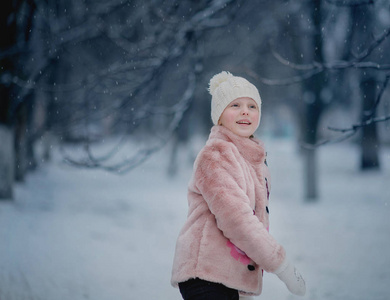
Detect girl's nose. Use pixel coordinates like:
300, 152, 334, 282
241, 107, 249, 115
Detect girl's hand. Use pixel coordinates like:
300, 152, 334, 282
275, 258, 306, 296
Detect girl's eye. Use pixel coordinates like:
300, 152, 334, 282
250, 105, 257, 109
232, 104, 239, 107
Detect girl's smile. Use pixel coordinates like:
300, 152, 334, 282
218, 97, 260, 138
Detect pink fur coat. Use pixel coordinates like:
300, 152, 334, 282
171, 125, 286, 296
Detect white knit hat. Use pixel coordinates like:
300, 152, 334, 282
208, 71, 262, 125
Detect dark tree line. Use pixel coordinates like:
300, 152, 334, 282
254, 0, 390, 200
0, 0, 245, 199
1, 0, 389, 200
0, 0, 37, 198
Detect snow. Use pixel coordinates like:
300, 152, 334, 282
0, 138, 389, 300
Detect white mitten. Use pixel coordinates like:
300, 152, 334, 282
274, 258, 306, 296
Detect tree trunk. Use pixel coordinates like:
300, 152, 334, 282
302, 80, 324, 201
303, 146, 317, 200
360, 78, 380, 170
0, 125, 14, 199
14, 104, 28, 181
0, 0, 22, 199
302, 0, 325, 202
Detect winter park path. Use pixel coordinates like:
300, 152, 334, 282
0, 140, 389, 300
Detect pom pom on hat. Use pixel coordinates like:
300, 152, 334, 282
208, 71, 233, 95
208, 71, 262, 126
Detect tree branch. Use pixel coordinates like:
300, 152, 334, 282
328, 114, 390, 133
62, 72, 197, 174
261, 24, 390, 86
325, 0, 374, 7
301, 73, 390, 148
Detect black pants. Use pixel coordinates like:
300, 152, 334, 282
178, 278, 239, 300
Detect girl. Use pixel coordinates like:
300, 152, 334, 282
171, 71, 306, 299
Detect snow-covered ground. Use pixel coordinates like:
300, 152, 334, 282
0, 138, 389, 300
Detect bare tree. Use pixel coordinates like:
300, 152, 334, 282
54, 0, 243, 173
4, 0, 387, 201
255, 0, 390, 200
1, 0, 244, 185
0, 0, 37, 198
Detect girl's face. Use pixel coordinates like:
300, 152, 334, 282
218, 97, 260, 138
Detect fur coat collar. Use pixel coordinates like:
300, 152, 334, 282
208, 125, 265, 165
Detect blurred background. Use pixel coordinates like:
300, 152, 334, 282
1, 0, 390, 199
0, 0, 390, 299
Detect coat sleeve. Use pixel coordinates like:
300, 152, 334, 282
193, 143, 285, 272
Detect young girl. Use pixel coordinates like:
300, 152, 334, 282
171, 71, 306, 299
